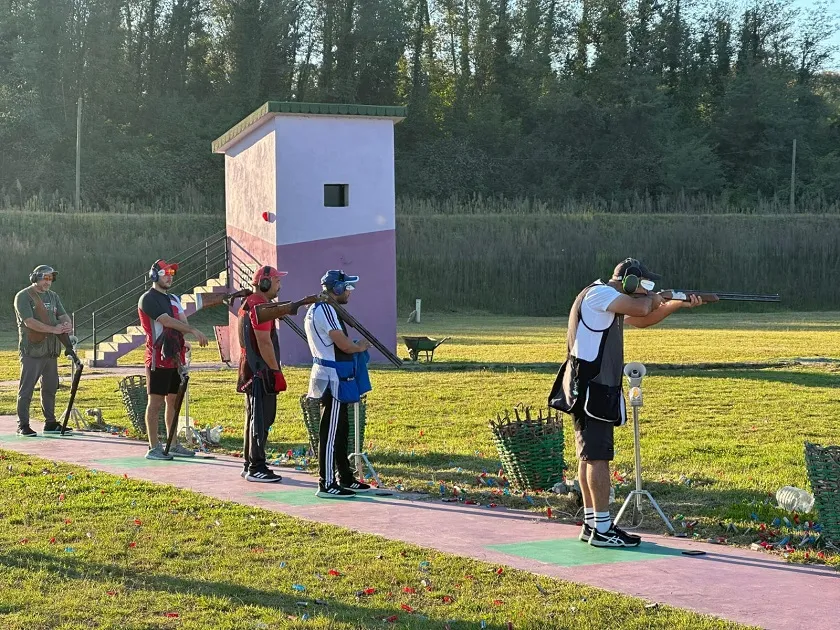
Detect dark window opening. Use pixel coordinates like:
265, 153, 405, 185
324, 184, 349, 207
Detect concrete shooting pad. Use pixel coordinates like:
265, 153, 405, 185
1, 414, 838, 630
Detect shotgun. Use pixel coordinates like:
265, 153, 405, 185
323, 294, 403, 367
253, 295, 324, 323
59, 333, 83, 436
162, 365, 190, 456
659, 290, 781, 303
191, 287, 254, 310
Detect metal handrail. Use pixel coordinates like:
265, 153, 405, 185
74, 230, 226, 313
76, 235, 230, 361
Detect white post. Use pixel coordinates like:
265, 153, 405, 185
415, 298, 422, 324
75, 97, 82, 212
789, 138, 796, 213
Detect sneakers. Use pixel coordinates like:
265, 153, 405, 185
246, 469, 283, 483
578, 523, 593, 542
316, 482, 356, 499
240, 468, 248, 479
589, 522, 642, 548
43, 422, 70, 434
145, 444, 174, 461
17, 426, 37, 437
340, 478, 371, 493
168, 443, 196, 458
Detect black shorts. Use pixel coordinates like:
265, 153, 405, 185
574, 413, 615, 461
146, 367, 181, 396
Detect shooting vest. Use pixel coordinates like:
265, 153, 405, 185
23, 288, 62, 358
236, 300, 283, 394
548, 282, 627, 425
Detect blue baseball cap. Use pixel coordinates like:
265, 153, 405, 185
321, 269, 359, 291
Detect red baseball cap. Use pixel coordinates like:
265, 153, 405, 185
252, 266, 288, 285
152, 259, 179, 275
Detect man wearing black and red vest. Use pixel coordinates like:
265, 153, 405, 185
138, 259, 208, 460
236, 266, 287, 483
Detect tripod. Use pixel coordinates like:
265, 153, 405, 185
348, 401, 381, 486
614, 362, 675, 534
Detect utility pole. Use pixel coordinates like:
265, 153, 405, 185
75, 97, 82, 212
789, 138, 796, 213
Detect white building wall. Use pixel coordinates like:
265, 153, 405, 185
273, 115, 396, 246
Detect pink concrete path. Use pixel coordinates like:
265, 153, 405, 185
1, 415, 837, 630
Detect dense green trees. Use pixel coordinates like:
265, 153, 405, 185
0, 0, 837, 210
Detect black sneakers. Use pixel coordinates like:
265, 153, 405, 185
43, 422, 70, 434
578, 523, 593, 542
17, 426, 37, 437
245, 469, 283, 483
589, 522, 642, 547
316, 483, 356, 499
340, 478, 371, 493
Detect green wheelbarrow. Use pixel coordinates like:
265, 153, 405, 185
402, 336, 450, 362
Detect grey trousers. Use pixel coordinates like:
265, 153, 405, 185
17, 356, 59, 429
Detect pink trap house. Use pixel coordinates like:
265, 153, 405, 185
212, 102, 406, 366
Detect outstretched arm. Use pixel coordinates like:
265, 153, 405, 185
626, 294, 703, 328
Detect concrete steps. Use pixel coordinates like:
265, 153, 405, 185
84, 271, 229, 367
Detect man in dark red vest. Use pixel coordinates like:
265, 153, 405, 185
237, 266, 287, 483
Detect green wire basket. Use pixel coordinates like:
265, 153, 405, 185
804, 441, 840, 544
118, 375, 166, 438
300, 394, 367, 458
490, 407, 565, 492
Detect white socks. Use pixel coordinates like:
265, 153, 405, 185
584, 508, 595, 528
595, 511, 612, 533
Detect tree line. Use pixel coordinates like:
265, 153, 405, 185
1, 0, 838, 210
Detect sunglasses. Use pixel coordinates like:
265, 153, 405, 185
640, 279, 656, 291
159, 268, 176, 277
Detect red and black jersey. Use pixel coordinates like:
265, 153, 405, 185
138, 289, 186, 369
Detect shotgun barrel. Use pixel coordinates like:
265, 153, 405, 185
324, 295, 403, 367
661, 290, 780, 303
281, 316, 307, 341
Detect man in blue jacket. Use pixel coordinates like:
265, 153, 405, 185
304, 270, 372, 499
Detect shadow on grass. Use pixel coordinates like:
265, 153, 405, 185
654, 368, 840, 388
0, 549, 514, 629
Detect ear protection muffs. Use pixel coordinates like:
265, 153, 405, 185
149, 260, 163, 283
30, 266, 57, 284
331, 271, 348, 296
620, 258, 643, 295
258, 266, 273, 292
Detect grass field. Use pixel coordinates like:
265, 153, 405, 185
1, 311, 838, 569
0, 450, 749, 629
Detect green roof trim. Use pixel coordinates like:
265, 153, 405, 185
212, 101, 407, 153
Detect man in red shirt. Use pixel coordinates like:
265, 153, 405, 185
236, 266, 287, 482
138, 259, 208, 460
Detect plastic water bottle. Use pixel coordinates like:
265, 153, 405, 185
776, 486, 815, 513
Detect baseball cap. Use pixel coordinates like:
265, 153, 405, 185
612, 258, 662, 282
252, 266, 288, 285
152, 259, 179, 275
321, 269, 359, 291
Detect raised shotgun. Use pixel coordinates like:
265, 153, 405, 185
659, 290, 780, 303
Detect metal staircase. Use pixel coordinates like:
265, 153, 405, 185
73, 231, 232, 367
71, 231, 274, 367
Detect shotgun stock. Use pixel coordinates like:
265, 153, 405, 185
193, 288, 254, 311
254, 295, 323, 323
